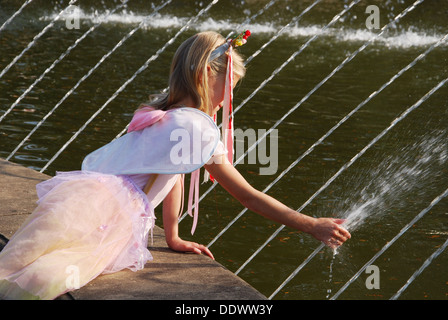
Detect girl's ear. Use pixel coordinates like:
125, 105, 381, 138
199, 65, 211, 83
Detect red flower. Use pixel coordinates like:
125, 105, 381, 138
243, 30, 251, 40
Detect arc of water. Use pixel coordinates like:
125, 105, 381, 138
271, 76, 448, 300
0, 0, 34, 34
0, 0, 77, 82
40, 0, 220, 173
5, 1, 131, 161
330, 184, 448, 300
177, 0, 359, 224
206, 31, 448, 248
390, 236, 448, 300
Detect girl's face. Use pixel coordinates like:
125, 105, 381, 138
207, 68, 239, 115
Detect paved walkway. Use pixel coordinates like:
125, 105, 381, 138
0, 159, 266, 300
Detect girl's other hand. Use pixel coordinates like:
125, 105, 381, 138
167, 237, 215, 260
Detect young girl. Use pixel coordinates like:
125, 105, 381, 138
0, 31, 350, 300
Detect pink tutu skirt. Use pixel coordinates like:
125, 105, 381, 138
0, 171, 155, 300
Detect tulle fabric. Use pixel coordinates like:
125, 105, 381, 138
0, 171, 155, 300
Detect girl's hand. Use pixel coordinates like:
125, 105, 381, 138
162, 176, 214, 260
167, 237, 215, 260
310, 218, 351, 249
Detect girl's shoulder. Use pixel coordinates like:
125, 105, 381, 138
165, 107, 219, 133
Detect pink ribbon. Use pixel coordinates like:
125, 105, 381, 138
187, 169, 200, 235
127, 106, 166, 133
221, 45, 234, 165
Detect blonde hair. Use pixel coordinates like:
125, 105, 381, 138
142, 31, 246, 115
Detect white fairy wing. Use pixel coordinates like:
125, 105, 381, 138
82, 108, 220, 175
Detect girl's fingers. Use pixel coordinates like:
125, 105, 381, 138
334, 228, 351, 242
202, 246, 215, 260
332, 219, 351, 240
191, 243, 215, 260
323, 220, 351, 249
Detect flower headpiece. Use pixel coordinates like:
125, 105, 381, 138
232, 29, 251, 47
208, 30, 251, 62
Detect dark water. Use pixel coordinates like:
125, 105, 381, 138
0, 0, 447, 299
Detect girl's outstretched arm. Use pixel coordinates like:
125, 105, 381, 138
162, 175, 215, 259
204, 155, 351, 249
